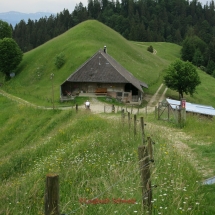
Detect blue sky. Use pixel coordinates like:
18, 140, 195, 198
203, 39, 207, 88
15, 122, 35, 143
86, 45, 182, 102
0, 0, 211, 14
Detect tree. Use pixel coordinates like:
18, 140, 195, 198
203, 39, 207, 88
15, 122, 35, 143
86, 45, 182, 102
164, 59, 201, 99
0, 20, 12, 39
0, 38, 23, 77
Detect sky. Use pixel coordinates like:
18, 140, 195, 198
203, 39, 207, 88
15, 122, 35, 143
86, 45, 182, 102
0, 0, 211, 14
0, 0, 88, 14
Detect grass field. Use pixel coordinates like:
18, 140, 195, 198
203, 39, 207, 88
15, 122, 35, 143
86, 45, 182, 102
1, 95, 215, 215
0, 20, 215, 215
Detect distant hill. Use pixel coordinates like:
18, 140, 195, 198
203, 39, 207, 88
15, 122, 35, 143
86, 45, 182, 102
0, 11, 55, 27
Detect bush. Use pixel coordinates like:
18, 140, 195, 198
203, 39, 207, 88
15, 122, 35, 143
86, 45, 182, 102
54, 52, 65, 69
147, 45, 153, 53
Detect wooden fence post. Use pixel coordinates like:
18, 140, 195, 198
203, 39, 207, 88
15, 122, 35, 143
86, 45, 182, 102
147, 137, 153, 161
112, 104, 115, 113
138, 146, 152, 213
158, 103, 160, 120
45, 174, 60, 215
134, 114, 137, 136
168, 104, 170, 121
155, 106, 157, 119
121, 109, 125, 123
128, 112, 131, 129
178, 107, 181, 126
140, 117, 145, 144
75, 104, 78, 112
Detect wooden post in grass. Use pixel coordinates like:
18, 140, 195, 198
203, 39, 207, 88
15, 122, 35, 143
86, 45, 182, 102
155, 106, 157, 119
75, 104, 78, 112
158, 103, 160, 120
147, 137, 153, 161
112, 105, 115, 113
138, 146, 152, 213
140, 117, 145, 144
128, 112, 131, 129
178, 106, 181, 126
121, 109, 125, 123
134, 114, 137, 136
45, 174, 60, 215
168, 104, 170, 121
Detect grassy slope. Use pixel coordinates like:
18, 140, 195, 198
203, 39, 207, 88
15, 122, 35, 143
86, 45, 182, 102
1, 20, 182, 106
1, 95, 214, 215
2, 20, 215, 108
1, 20, 215, 214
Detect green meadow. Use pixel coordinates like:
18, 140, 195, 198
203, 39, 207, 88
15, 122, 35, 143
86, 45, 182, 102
0, 20, 215, 214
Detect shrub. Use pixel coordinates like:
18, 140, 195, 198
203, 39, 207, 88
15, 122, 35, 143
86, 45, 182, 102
147, 45, 153, 53
54, 52, 65, 69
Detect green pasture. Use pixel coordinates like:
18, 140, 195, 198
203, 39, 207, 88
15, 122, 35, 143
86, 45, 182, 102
1, 20, 183, 107
1, 20, 215, 215
0, 95, 215, 215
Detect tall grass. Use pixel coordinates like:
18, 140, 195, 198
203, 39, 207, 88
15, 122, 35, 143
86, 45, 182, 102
0, 95, 213, 215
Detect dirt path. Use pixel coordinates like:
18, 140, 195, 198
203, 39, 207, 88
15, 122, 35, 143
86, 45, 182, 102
0, 88, 166, 114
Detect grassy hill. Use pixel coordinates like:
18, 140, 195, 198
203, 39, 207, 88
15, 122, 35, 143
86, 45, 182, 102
1, 20, 215, 108
1, 20, 215, 215
0, 95, 215, 215
0, 20, 181, 106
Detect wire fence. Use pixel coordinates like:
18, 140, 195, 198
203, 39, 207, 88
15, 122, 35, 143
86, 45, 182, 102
44, 113, 155, 215
65, 160, 153, 215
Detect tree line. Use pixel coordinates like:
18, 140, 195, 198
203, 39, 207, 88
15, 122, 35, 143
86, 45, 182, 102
9, 0, 215, 77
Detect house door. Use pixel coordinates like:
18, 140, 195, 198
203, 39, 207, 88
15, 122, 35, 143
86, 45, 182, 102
88, 85, 94, 93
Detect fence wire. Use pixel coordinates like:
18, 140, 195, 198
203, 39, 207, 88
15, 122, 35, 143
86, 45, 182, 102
65, 160, 153, 215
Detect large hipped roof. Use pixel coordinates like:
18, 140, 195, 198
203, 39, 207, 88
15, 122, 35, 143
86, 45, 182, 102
64, 50, 148, 92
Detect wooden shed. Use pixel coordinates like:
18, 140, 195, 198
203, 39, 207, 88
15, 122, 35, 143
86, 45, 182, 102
60, 49, 148, 103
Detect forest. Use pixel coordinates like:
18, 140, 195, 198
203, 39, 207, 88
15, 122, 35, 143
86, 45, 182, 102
11, 0, 215, 77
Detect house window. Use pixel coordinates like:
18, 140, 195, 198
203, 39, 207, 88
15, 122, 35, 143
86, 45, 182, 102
117, 92, 122, 97
124, 93, 129, 97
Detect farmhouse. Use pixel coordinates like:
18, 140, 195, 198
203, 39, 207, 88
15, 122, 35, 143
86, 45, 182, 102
60, 49, 148, 103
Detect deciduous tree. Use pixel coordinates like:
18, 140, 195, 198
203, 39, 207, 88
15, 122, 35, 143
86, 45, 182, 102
0, 38, 23, 77
164, 59, 201, 99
